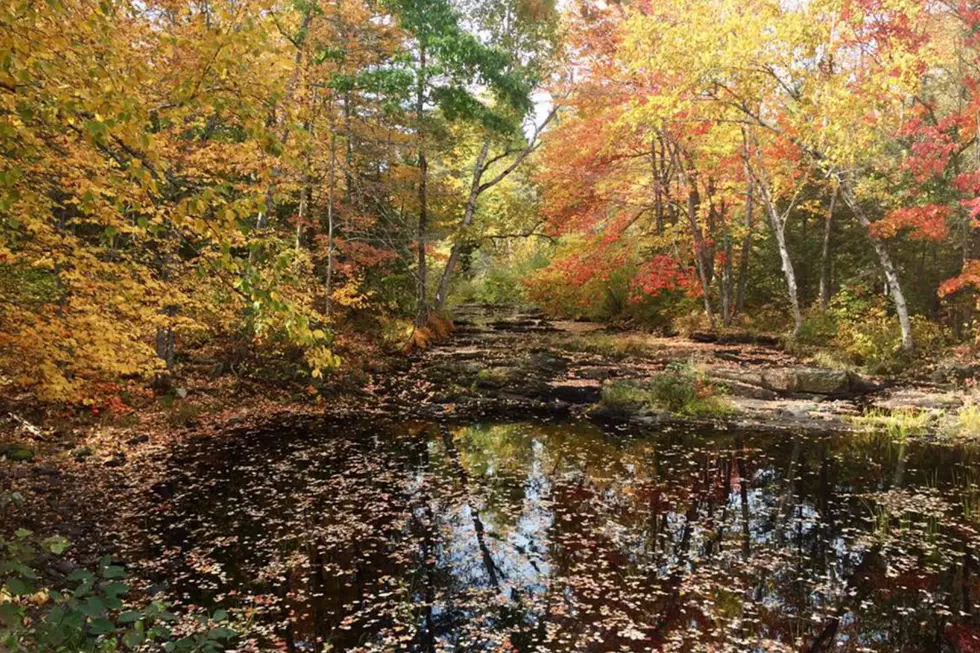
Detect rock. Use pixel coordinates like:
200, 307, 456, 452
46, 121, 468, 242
714, 366, 871, 397
690, 331, 718, 343
716, 379, 777, 401
1, 442, 35, 462
760, 368, 850, 395
103, 453, 126, 468
930, 362, 980, 384
126, 434, 150, 446
176, 387, 188, 399
875, 388, 965, 411
708, 369, 766, 387
52, 559, 78, 575
794, 368, 851, 395
545, 381, 602, 404
71, 446, 93, 461
847, 372, 883, 394
576, 367, 616, 380
531, 352, 567, 374
777, 402, 819, 419
760, 368, 801, 392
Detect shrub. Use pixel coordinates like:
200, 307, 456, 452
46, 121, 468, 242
0, 492, 237, 652
812, 289, 948, 375
599, 363, 732, 416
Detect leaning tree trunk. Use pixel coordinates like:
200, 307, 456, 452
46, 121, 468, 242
757, 183, 803, 338
837, 179, 914, 351
433, 142, 491, 314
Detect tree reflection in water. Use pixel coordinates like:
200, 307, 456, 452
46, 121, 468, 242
124, 420, 980, 652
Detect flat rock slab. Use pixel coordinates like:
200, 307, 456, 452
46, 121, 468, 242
545, 379, 602, 404
709, 367, 876, 396
873, 388, 966, 411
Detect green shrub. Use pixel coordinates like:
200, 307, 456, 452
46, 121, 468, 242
796, 310, 838, 348
0, 491, 236, 652
600, 363, 732, 416
802, 289, 948, 374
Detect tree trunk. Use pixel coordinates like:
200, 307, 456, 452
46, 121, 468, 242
295, 124, 312, 252
744, 148, 803, 337
819, 185, 838, 312
837, 178, 914, 351
721, 228, 734, 326
325, 131, 337, 317
343, 90, 353, 205
762, 196, 803, 338
430, 107, 557, 315
686, 181, 717, 329
652, 137, 664, 234
414, 45, 429, 327
433, 141, 491, 314
735, 176, 753, 314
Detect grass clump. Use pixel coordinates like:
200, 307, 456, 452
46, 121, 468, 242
552, 333, 657, 360
599, 363, 732, 416
472, 367, 509, 390
946, 402, 980, 439
851, 407, 934, 440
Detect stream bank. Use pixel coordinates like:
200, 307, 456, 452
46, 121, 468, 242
369, 303, 974, 434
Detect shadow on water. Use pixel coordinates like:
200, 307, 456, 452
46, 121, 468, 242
123, 419, 980, 651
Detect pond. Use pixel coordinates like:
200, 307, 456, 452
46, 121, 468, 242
121, 419, 980, 652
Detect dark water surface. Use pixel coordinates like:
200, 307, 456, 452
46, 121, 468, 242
123, 419, 980, 651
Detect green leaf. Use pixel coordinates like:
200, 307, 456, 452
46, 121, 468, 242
80, 596, 107, 618
123, 627, 145, 648
118, 610, 142, 624
0, 602, 22, 626
102, 564, 126, 579
13, 528, 32, 539
42, 535, 72, 555
68, 569, 94, 583
207, 626, 237, 640
88, 616, 116, 635
99, 580, 129, 599
6, 577, 31, 596
211, 609, 228, 622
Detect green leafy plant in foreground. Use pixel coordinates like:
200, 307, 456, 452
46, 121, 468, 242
1, 491, 236, 652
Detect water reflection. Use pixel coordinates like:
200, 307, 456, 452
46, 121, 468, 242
125, 420, 980, 651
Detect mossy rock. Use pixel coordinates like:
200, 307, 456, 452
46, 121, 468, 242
1, 442, 35, 462
72, 446, 94, 461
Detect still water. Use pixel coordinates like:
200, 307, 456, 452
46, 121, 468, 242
123, 419, 980, 651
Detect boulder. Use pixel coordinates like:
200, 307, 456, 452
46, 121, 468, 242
712, 366, 874, 396
545, 381, 602, 404
761, 368, 851, 395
